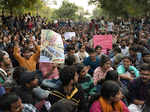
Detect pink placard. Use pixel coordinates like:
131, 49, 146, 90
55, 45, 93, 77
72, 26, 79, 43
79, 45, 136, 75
93, 35, 112, 54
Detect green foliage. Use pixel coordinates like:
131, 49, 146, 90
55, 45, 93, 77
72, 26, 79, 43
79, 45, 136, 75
0, 0, 53, 18
89, 0, 150, 17
0, 0, 43, 13
53, 0, 79, 19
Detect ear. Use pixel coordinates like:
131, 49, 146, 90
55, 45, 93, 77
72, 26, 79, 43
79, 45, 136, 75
109, 96, 114, 101
0, 62, 4, 67
69, 80, 74, 86
25, 83, 31, 88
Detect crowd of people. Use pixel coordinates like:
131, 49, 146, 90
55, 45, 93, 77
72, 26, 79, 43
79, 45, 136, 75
0, 13, 150, 112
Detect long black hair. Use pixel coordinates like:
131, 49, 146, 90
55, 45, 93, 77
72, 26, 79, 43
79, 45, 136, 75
101, 81, 120, 100
105, 70, 119, 82
100, 55, 110, 67
89, 81, 120, 107
0, 93, 20, 111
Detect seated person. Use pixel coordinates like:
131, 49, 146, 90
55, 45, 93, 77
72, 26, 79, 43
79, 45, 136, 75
75, 45, 89, 63
48, 65, 87, 112
128, 63, 150, 105
50, 98, 78, 112
128, 86, 150, 112
142, 87, 150, 112
111, 47, 124, 69
0, 93, 38, 112
103, 70, 129, 106
76, 64, 96, 100
142, 51, 150, 64
83, 48, 100, 76
13, 71, 39, 105
117, 56, 140, 86
93, 55, 113, 86
90, 81, 129, 112
95, 45, 104, 59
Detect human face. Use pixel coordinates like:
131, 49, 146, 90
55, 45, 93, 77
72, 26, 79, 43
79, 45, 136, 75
23, 51, 32, 59
80, 46, 85, 52
123, 58, 131, 69
121, 41, 126, 47
140, 70, 150, 83
11, 98, 23, 112
69, 50, 75, 56
90, 53, 96, 61
30, 78, 39, 88
96, 48, 102, 55
103, 61, 111, 70
3, 36, 8, 43
111, 90, 123, 102
3, 55, 12, 67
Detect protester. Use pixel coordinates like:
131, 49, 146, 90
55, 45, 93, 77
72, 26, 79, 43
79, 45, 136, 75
13, 71, 39, 105
93, 55, 113, 86
111, 47, 124, 68
117, 56, 140, 86
95, 45, 104, 59
75, 45, 89, 63
50, 99, 78, 112
83, 48, 100, 76
76, 64, 96, 100
90, 81, 129, 112
103, 70, 129, 106
128, 63, 150, 105
13, 41, 40, 72
0, 93, 38, 112
1, 12, 150, 112
48, 66, 87, 112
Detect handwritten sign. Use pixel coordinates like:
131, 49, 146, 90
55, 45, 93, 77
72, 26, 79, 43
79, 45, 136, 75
64, 32, 76, 40
93, 35, 112, 54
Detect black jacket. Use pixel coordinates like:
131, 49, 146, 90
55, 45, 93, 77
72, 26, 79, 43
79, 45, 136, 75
48, 84, 88, 112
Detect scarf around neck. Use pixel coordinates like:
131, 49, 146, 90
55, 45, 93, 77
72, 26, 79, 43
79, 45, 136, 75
99, 97, 123, 112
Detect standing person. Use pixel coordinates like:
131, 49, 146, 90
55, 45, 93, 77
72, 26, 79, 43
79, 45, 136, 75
90, 81, 129, 112
89, 19, 98, 34
107, 19, 114, 33
48, 66, 87, 112
83, 48, 100, 76
13, 41, 40, 72
119, 40, 129, 56
28, 19, 33, 32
